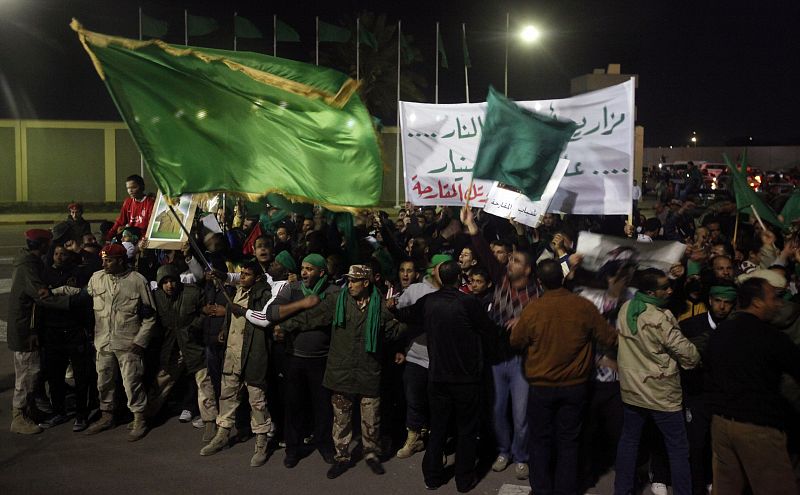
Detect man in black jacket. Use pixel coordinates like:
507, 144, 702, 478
707, 273, 800, 494
403, 260, 495, 492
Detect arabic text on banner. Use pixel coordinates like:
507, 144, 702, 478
399, 80, 634, 214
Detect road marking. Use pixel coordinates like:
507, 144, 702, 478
0, 256, 14, 265
498, 484, 531, 495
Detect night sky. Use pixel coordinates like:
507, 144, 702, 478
1, 0, 798, 147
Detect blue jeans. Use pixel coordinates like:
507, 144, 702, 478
403, 361, 429, 431
527, 383, 588, 495
492, 355, 529, 462
614, 404, 691, 495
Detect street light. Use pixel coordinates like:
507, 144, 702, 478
520, 25, 541, 43
505, 18, 542, 96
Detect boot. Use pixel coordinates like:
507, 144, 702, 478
250, 433, 269, 467
10, 408, 43, 435
127, 412, 148, 442
85, 411, 114, 435
202, 421, 217, 443
200, 426, 230, 456
396, 429, 424, 459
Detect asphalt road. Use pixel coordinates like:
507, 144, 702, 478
0, 223, 628, 495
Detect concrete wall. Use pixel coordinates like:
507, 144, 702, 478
644, 146, 800, 170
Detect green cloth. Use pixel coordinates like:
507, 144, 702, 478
141, 13, 168, 39
318, 20, 350, 43
709, 285, 737, 301
626, 291, 668, 336
275, 19, 300, 42
72, 21, 382, 209
187, 14, 218, 37
301, 274, 329, 299
234, 15, 263, 39
724, 154, 785, 230
302, 253, 327, 269
437, 29, 448, 69
461, 27, 471, 68
686, 260, 702, 277
780, 190, 800, 225
275, 250, 297, 272
334, 286, 381, 353
473, 87, 578, 201
426, 253, 453, 275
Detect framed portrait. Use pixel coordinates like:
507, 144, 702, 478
145, 191, 197, 250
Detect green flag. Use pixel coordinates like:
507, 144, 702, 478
472, 86, 578, 201
359, 26, 378, 50
437, 29, 448, 69
399, 32, 414, 64
234, 15, 263, 39
780, 190, 800, 225
276, 19, 300, 42
187, 14, 218, 37
71, 20, 383, 209
141, 13, 168, 39
462, 28, 471, 68
723, 154, 784, 229
319, 20, 350, 43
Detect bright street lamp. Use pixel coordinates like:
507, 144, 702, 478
520, 25, 541, 43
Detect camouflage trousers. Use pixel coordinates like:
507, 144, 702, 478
13, 350, 41, 410
216, 373, 273, 435
147, 362, 218, 422
331, 392, 381, 462
96, 349, 147, 413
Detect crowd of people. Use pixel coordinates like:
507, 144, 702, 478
8, 173, 800, 495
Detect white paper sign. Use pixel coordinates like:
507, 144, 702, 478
400, 79, 635, 215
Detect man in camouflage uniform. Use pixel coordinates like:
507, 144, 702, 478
85, 243, 156, 441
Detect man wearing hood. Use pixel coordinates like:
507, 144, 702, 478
148, 264, 218, 442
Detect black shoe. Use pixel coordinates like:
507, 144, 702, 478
320, 450, 336, 465
326, 461, 349, 479
456, 476, 479, 493
365, 457, 385, 475
425, 480, 441, 490
283, 455, 299, 469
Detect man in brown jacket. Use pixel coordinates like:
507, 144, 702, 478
510, 259, 617, 495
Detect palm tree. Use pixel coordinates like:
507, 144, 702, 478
317, 12, 426, 120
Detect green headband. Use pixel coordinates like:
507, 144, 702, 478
709, 285, 737, 301
275, 250, 297, 272
302, 253, 327, 270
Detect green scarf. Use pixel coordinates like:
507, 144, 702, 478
333, 286, 381, 353
709, 285, 737, 301
626, 291, 668, 335
301, 274, 329, 299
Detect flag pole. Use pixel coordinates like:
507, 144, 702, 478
435, 21, 439, 104
233, 12, 238, 51
733, 211, 740, 249
462, 23, 469, 104
395, 20, 402, 208
750, 204, 767, 232
315, 16, 319, 66
504, 12, 509, 96
356, 17, 360, 82
184, 9, 188, 45
273, 14, 277, 56
138, 7, 145, 178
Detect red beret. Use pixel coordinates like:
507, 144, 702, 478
25, 229, 52, 242
101, 243, 127, 258
68, 202, 83, 211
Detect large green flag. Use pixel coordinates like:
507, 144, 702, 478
276, 19, 300, 42
71, 20, 383, 209
472, 86, 578, 201
399, 32, 414, 64
437, 29, 448, 69
723, 154, 784, 229
141, 13, 168, 39
780, 190, 800, 225
187, 14, 218, 37
234, 15, 263, 39
359, 25, 378, 50
319, 20, 350, 43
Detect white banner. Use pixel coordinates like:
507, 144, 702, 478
400, 79, 635, 215
575, 232, 686, 273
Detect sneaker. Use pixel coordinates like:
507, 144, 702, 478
650, 482, 669, 495
39, 414, 69, 429
179, 410, 193, 422
72, 416, 88, 432
191, 416, 204, 429
491, 454, 510, 472
514, 462, 529, 480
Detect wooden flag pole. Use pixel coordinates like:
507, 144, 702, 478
733, 210, 740, 249
750, 204, 767, 232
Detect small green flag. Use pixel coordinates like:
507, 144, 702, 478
187, 14, 218, 37
359, 26, 378, 50
780, 190, 800, 225
473, 86, 578, 201
276, 19, 300, 42
399, 32, 414, 64
437, 30, 448, 69
234, 15, 262, 39
71, 20, 383, 209
319, 20, 350, 43
141, 13, 168, 39
724, 154, 784, 229
462, 28, 471, 69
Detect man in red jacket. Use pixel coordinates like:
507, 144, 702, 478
106, 174, 155, 241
